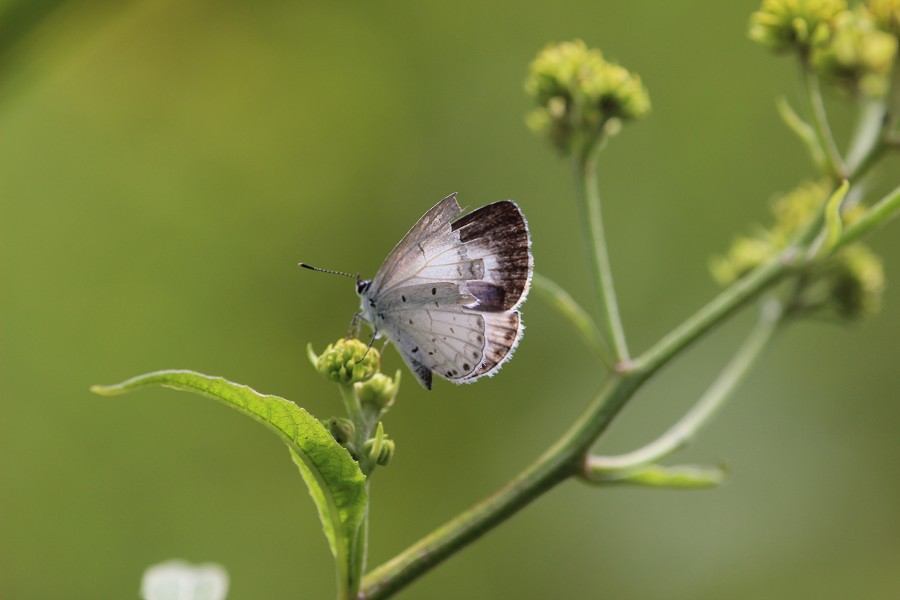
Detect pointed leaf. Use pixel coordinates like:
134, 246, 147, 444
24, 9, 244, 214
92, 370, 368, 582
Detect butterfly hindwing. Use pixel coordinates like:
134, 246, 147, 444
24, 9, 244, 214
375, 282, 486, 389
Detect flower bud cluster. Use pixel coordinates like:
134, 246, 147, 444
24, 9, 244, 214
711, 180, 884, 319
750, 0, 899, 96
814, 7, 898, 95
310, 338, 401, 472
749, 0, 847, 52
312, 338, 380, 385
525, 40, 650, 154
868, 0, 900, 36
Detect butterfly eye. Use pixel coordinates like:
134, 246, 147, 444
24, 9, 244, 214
356, 279, 372, 295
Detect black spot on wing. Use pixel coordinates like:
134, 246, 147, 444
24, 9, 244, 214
452, 201, 531, 311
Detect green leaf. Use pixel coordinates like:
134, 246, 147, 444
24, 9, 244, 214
582, 463, 726, 489
531, 272, 611, 365
822, 179, 849, 255
92, 370, 368, 592
776, 96, 826, 172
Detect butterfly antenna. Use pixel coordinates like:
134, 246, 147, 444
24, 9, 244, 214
298, 263, 356, 278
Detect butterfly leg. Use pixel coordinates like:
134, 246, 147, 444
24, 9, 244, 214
348, 313, 363, 338
355, 334, 378, 364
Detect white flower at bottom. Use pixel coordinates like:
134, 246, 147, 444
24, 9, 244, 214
141, 560, 229, 600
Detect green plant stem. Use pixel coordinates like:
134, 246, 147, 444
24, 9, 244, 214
337, 384, 370, 599
801, 61, 846, 182
531, 272, 612, 366
573, 142, 630, 363
632, 248, 794, 375
587, 298, 782, 473
846, 96, 887, 176
350, 497, 370, 600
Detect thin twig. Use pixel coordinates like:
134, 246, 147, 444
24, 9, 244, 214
573, 142, 630, 362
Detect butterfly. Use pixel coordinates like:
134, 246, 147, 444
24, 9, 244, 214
305, 193, 532, 390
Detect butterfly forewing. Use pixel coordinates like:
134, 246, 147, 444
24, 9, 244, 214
371, 193, 464, 295
451, 200, 532, 312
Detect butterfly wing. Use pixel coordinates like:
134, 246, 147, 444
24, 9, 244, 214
450, 200, 532, 312
370, 193, 465, 294
364, 196, 532, 389
452, 201, 532, 381
374, 282, 487, 390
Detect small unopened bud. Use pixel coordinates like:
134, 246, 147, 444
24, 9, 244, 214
826, 243, 885, 318
325, 418, 356, 445
312, 338, 380, 385
363, 421, 395, 467
355, 371, 400, 412
710, 236, 776, 285
711, 180, 839, 286
365, 436, 396, 467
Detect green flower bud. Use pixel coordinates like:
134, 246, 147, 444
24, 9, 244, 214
525, 40, 650, 154
868, 0, 900, 36
365, 436, 396, 467
325, 417, 356, 445
313, 338, 380, 385
770, 179, 833, 241
355, 371, 400, 412
825, 243, 885, 318
749, 0, 847, 53
711, 180, 833, 285
710, 235, 777, 285
814, 8, 898, 96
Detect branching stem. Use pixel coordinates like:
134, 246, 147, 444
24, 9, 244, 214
587, 297, 782, 473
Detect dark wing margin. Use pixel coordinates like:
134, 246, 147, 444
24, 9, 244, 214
463, 311, 522, 380
451, 200, 532, 313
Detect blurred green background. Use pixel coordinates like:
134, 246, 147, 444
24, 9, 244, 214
3, 1, 900, 598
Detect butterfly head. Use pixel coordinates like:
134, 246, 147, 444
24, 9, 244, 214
356, 277, 372, 297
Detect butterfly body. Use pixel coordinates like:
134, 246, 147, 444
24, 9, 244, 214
357, 193, 532, 390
